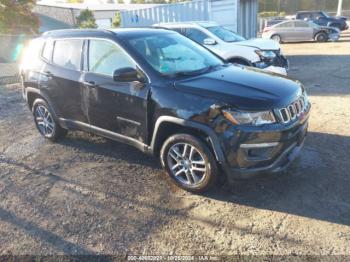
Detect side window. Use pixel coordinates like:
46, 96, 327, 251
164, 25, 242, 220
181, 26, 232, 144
88, 39, 135, 76
185, 28, 208, 44
295, 21, 308, 27
52, 39, 83, 70
42, 39, 54, 61
277, 22, 294, 28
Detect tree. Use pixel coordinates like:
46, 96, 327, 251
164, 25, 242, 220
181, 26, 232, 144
76, 9, 97, 29
112, 12, 121, 28
117, 0, 124, 3
0, 0, 39, 34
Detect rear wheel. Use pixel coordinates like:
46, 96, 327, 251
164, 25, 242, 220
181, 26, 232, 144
32, 99, 67, 141
315, 32, 328, 42
160, 134, 218, 193
271, 34, 282, 43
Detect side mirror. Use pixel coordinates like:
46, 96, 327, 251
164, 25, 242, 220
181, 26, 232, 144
113, 67, 144, 82
203, 38, 217, 45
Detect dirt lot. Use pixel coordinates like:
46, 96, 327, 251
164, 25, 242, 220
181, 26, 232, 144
0, 32, 350, 257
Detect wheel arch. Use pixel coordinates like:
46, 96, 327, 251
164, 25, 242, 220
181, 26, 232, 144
226, 56, 252, 66
25, 87, 60, 119
150, 116, 225, 164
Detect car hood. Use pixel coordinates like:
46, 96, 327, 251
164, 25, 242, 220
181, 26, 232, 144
174, 65, 302, 111
233, 38, 280, 51
320, 26, 341, 33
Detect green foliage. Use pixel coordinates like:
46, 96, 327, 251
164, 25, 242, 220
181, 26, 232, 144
0, 0, 39, 34
259, 0, 350, 14
112, 12, 121, 28
259, 11, 286, 17
76, 9, 97, 29
67, 0, 84, 3
117, 0, 124, 3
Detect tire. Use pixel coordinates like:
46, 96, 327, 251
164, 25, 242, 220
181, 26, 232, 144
32, 98, 67, 141
315, 32, 328, 42
160, 133, 218, 193
271, 34, 282, 43
229, 58, 250, 66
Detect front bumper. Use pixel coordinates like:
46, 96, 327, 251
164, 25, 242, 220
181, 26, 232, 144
263, 65, 288, 76
219, 109, 310, 179
255, 54, 289, 76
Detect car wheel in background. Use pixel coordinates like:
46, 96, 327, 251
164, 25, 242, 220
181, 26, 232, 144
315, 32, 328, 42
32, 98, 67, 141
160, 134, 218, 193
271, 34, 282, 43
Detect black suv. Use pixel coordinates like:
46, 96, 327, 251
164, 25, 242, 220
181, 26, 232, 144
20, 29, 310, 193
296, 11, 348, 31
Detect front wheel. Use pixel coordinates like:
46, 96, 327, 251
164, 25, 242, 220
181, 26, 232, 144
271, 34, 282, 43
32, 98, 67, 141
160, 134, 218, 193
315, 32, 328, 42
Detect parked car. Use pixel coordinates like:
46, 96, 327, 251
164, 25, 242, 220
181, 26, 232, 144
154, 21, 289, 76
296, 11, 348, 31
262, 20, 340, 43
20, 28, 310, 193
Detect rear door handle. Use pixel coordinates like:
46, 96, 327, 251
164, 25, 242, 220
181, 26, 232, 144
83, 81, 96, 88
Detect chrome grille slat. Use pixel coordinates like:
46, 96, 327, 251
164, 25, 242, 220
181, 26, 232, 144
277, 95, 308, 124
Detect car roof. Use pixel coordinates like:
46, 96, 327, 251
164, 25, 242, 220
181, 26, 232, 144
154, 21, 219, 28
42, 28, 172, 38
297, 11, 322, 13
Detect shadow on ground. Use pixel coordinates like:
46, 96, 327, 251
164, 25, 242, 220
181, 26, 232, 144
203, 131, 350, 226
287, 55, 350, 95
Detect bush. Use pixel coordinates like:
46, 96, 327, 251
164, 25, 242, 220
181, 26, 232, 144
76, 9, 97, 29
259, 11, 286, 18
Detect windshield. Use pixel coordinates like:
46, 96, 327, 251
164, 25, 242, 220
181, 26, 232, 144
206, 26, 246, 42
126, 32, 223, 76
321, 11, 330, 18
308, 21, 320, 28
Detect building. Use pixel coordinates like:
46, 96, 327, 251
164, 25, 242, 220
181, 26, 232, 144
121, 0, 259, 38
34, 2, 162, 30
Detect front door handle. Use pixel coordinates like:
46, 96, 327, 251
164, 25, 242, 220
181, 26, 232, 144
83, 81, 96, 88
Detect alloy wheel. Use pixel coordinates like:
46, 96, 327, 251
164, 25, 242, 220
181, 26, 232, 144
167, 143, 207, 186
34, 105, 55, 137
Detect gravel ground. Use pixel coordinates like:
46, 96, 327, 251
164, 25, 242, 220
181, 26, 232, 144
0, 32, 350, 257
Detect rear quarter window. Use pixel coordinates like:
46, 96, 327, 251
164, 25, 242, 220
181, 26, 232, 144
42, 39, 54, 61
52, 39, 83, 71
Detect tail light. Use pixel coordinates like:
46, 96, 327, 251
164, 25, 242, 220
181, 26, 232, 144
263, 27, 271, 33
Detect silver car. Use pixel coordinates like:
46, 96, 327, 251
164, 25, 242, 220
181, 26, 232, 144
262, 20, 340, 43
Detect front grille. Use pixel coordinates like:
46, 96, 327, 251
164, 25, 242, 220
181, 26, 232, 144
277, 95, 308, 124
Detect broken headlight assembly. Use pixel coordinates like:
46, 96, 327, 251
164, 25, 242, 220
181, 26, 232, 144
255, 50, 276, 60
222, 110, 276, 126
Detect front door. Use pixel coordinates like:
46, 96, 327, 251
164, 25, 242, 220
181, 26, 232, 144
81, 39, 149, 143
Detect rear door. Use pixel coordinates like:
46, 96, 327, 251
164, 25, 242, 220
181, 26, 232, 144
294, 21, 314, 41
82, 38, 149, 143
42, 38, 87, 123
274, 21, 296, 41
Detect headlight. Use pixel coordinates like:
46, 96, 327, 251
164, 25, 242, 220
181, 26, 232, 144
255, 50, 276, 59
222, 110, 276, 126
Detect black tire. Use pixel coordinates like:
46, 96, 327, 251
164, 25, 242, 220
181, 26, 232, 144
271, 34, 282, 43
160, 133, 218, 193
32, 98, 67, 141
229, 58, 250, 66
315, 32, 328, 42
